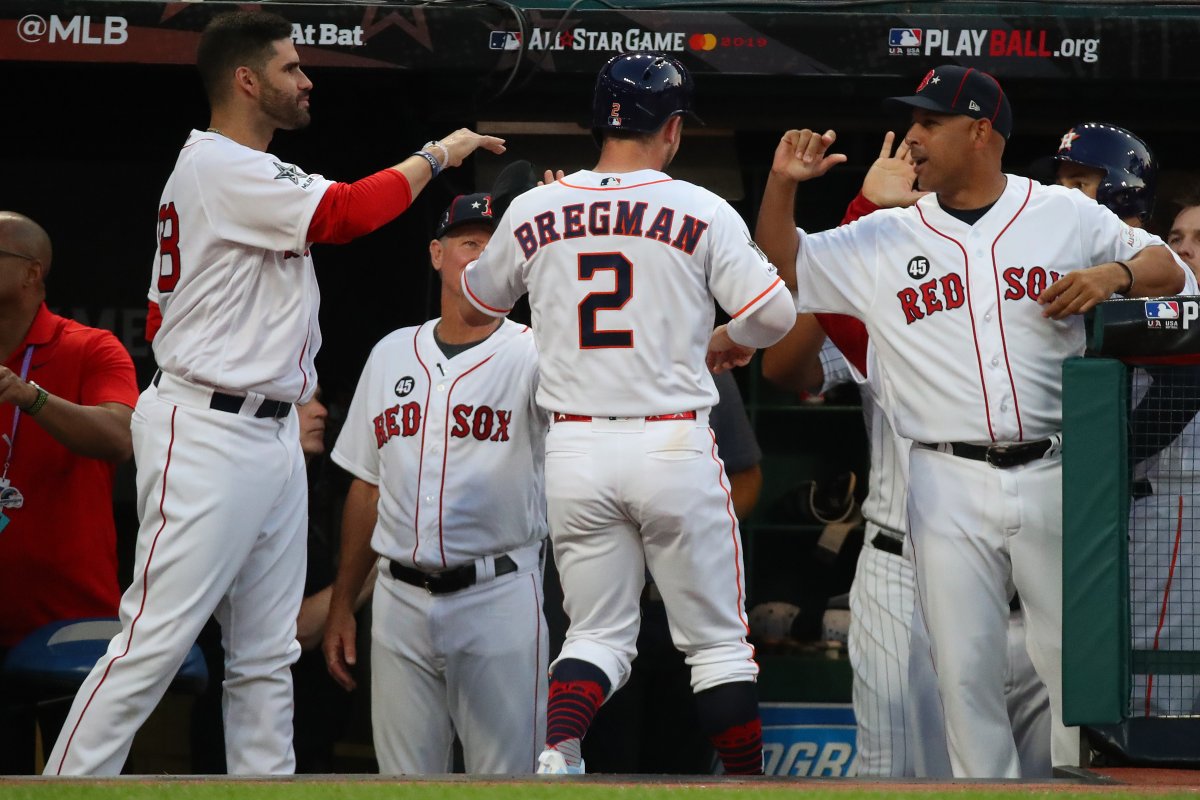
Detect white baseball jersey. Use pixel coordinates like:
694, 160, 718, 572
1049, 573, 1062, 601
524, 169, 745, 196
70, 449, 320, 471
793, 177, 1194, 444
149, 130, 332, 402
331, 319, 548, 569
462, 169, 786, 416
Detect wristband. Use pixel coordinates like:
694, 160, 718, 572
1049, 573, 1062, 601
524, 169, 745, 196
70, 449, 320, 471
413, 150, 442, 178
24, 381, 49, 417
1115, 260, 1135, 295
424, 140, 449, 169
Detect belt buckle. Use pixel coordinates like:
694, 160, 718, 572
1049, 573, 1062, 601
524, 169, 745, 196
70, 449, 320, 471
422, 571, 445, 594
985, 444, 1014, 469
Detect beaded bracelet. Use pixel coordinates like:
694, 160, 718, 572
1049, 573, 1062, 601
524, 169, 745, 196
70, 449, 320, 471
24, 381, 49, 417
424, 140, 450, 170
413, 150, 442, 178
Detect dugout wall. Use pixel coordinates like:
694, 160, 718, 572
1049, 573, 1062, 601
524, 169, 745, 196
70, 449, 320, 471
1063, 297, 1200, 766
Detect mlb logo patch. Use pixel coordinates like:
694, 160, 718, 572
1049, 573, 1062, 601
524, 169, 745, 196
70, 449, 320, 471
888, 28, 922, 47
489, 31, 521, 50
1146, 300, 1180, 320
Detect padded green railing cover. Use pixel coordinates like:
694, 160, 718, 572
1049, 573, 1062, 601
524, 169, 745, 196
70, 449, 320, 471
1062, 357, 1130, 725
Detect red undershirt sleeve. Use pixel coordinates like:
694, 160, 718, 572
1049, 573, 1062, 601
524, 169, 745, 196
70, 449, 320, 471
840, 191, 880, 227
812, 191, 880, 375
146, 301, 162, 343
306, 169, 414, 245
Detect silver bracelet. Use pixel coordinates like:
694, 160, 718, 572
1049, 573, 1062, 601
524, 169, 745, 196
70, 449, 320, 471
423, 140, 449, 170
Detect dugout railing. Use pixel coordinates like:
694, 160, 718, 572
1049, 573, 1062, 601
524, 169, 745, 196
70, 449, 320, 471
1063, 296, 1200, 767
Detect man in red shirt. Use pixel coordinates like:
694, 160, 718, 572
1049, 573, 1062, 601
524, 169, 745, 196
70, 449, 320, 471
0, 211, 139, 773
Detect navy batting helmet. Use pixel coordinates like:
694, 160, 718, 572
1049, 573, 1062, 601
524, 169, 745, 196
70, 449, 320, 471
1054, 122, 1156, 223
591, 53, 699, 144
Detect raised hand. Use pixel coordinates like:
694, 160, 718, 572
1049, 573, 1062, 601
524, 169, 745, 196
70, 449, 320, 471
436, 128, 507, 168
862, 131, 928, 209
539, 169, 566, 186
770, 129, 848, 184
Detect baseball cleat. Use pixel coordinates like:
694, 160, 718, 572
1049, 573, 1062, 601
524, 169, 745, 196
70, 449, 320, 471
536, 748, 585, 775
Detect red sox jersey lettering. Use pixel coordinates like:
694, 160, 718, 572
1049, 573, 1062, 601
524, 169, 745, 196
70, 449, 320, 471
373, 403, 513, 446
333, 319, 547, 570
793, 177, 1195, 444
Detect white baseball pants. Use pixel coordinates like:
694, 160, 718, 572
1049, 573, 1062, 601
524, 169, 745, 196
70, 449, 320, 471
46, 380, 307, 775
544, 414, 757, 695
370, 543, 548, 774
907, 447, 1077, 778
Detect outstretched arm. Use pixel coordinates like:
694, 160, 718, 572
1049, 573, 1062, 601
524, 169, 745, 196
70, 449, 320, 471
754, 128, 846, 291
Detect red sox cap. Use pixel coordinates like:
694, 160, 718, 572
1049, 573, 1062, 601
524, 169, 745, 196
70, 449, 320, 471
436, 193, 495, 238
886, 65, 1013, 139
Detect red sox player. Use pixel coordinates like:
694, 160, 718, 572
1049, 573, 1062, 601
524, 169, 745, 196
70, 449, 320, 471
756, 65, 1193, 777
460, 53, 795, 775
323, 194, 550, 773
763, 135, 1050, 777
46, 11, 503, 775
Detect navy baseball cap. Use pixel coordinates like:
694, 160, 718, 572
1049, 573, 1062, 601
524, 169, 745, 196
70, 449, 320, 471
886, 65, 1013, 139
435, 193, 495, 238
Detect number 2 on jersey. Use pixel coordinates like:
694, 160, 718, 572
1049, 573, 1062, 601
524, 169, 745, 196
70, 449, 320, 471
578, 253, 633, 349
157, 202, 182, 293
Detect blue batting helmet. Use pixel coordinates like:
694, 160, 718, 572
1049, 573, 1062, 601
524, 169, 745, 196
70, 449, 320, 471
591, 53, 699, 144
1054, 122, 1157, 224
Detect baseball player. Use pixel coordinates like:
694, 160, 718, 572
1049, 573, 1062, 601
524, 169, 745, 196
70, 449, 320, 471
460, 53, 795, 775
1053, 123, 1156, 228
46, 11, 503, 776
763, 135, 1049, 777
755, 64, 1194, 777
1168, 191, 1200, 274
323, 192, 548, 774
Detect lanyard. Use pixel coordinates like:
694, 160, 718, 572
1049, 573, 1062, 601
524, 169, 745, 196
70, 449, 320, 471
2, 345, 35, 482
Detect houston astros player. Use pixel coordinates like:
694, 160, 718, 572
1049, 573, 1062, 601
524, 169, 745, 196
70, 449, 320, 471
1055, 129, 1200, 717
763, 135, 1049, 777
46, 11, 503, 775
755, 65, 1193, 777
1053, 122, 1156, 228
323, 193, 549, 774
460, 53, 795, 775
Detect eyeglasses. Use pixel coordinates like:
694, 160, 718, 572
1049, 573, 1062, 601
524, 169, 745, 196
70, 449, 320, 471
0, 247, 36, 261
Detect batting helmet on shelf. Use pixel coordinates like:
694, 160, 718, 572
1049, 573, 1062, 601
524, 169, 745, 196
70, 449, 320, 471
591, 52, 700, 144
1054, 122, 1157, 224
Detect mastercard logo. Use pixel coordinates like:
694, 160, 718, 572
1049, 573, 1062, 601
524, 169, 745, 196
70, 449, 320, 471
688, 33, 717, 51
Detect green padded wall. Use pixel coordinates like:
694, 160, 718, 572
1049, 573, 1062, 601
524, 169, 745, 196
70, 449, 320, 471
1062, 357, 1130, 725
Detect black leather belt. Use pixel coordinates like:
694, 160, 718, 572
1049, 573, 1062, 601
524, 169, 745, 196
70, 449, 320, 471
153, 371, 291, 419
389, 555, 517, 594
870, 531, 904, 557
918, 438, 1055, 469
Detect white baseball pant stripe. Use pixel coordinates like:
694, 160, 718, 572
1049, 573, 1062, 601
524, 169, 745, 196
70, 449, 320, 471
47, 382, 307, 775
848, 527, 915, 777
546, 414, 757, 695
907, 447, 1076, 778
370, 549, 548, 774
